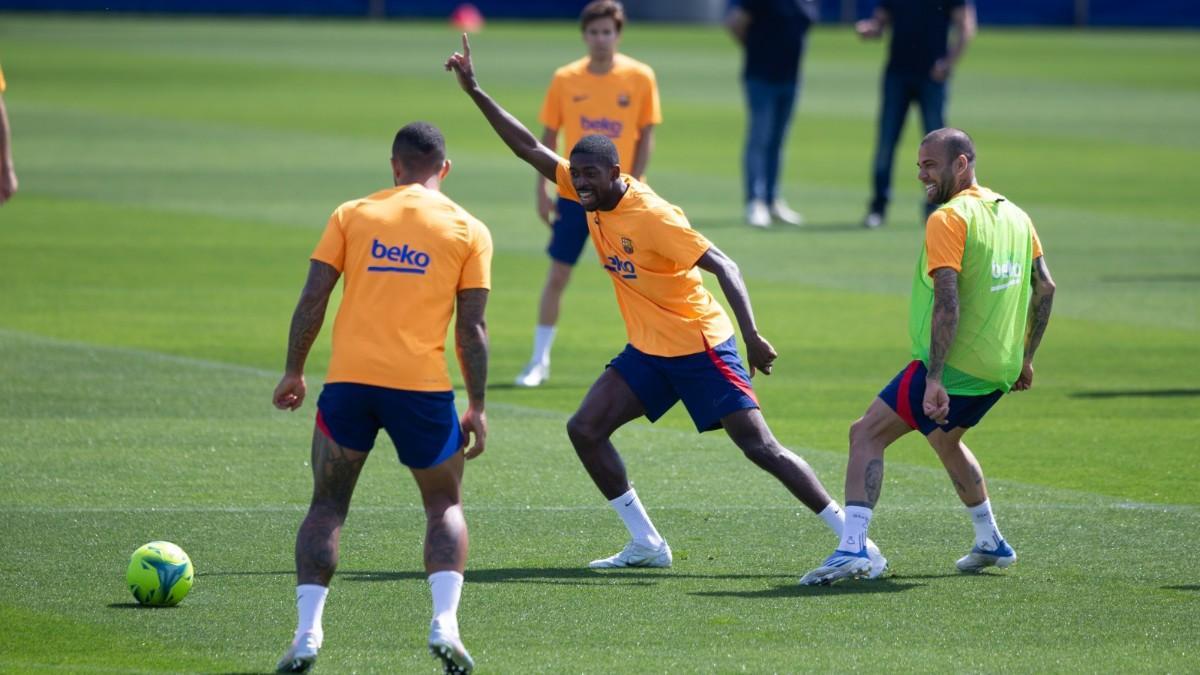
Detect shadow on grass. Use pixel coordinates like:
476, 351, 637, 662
1070, 389, 1200, 399
1163, 585, 1200, 591
106, 602, 181, 609
692, 577, 923, 599
340, 567, 787, 587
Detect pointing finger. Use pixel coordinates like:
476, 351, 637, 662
461, 33, 471, 58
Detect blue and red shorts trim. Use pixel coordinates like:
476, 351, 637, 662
878, 360, 1003, 436
607, 335, 760, 432
315, 383, 461, 469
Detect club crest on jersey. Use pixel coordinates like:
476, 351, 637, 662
368, 238, 430, 275
617, 92, 630, 108
620, 237, 634, 254
604, 254, 637, 280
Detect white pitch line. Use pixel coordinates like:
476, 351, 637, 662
2, 327, 1196, 516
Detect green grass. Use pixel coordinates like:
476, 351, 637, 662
1, 15, 1198, 673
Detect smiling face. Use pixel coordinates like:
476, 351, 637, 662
569, 152, 623, 211
917, 141, 965, 205
583, 17, 620, 61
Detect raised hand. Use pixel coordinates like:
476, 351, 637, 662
444, 33, 477, 92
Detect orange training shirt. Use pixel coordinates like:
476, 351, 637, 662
310, 184, 492, 391
925, 186, 1043, 275
555, 160, 734, 356
539, 54, 662, 172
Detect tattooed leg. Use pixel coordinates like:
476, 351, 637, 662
295, 425, 368, 586
927, 428, 988, 507
845, 398, 911, 508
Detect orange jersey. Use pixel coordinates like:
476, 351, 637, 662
555, 160, 734, 356
1, 65, 6, 92
311, 184, 493, 391
926, 186, 1043, 275
539, 54, 662, 172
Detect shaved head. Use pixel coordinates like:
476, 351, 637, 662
921, 127, 976, 166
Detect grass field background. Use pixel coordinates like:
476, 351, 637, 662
0, 15, 1197, 673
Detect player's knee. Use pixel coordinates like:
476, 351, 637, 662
566, 413, 604, 449
738, 438, 778, 467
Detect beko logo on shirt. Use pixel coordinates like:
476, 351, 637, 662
989, 260, 1022, 292
604, 254, 637, 280
580, 116, 623, 138
369, 238, 430, 274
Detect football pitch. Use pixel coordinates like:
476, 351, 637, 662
1, 14, 1198, 673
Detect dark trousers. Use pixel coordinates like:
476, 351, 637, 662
869, 69, 947, 215
742, 77, 799, 204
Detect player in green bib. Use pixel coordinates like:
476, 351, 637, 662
802, 128, 1056, 585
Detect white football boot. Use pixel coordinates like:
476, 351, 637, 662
429, 627, 475, 675
956, 539, 1017, 573
799, 547, 873, 586
588, 540, 673, 569
275, 633, 320, 673
514, 360, 550, 387
770, 199, 805, 226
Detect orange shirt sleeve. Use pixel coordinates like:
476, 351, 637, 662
554, 160, 579, 202
0, 65, 6, 92
648, 205, 711, 268
458, 220, 493, 291
639, 68, 662, 128
1030, 222, 1044, 259
311, 209, 347, 271
538, 72, 562, 131
924, 208, 967, 275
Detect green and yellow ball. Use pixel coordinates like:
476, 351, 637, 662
126, 541, 194, 606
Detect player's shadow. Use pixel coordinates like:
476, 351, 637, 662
1163, 584, 1200, 591
692, 577, 922, 599
341, 567, 783, 587
1070, 388, 1200, 399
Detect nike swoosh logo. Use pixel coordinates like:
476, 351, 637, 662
573, 95, 588, 102
623, 500, 634, 507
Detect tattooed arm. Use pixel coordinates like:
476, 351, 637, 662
455, 288, 489, 458
273, 260, 341, 411
1012, 256, 1056, 391
923, 267, 959, 424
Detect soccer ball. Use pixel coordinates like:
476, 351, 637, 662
126, 541, 194, 606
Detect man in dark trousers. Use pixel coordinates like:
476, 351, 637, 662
859, 0, 976, 229
725, 0, 817, 228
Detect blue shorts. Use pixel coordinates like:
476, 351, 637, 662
546, 197, 589, 265
315, 383, 462, 469
607, 336, 760, 433
878, 360, 1003, 436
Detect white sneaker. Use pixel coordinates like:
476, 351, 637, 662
429, 631, 475, 675
514, 360, 549, 387
588, 540, 672, 569
770, 199, 804, 226
746, 199, 771, 228
865, 538, 889, 580
799, 547, 872, 586
956, 539, 1017, 573
863, 211, 884, 229
275, 633, 320, 673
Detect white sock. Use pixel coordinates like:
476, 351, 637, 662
428, 570, 464, 638
818, 501, 845, 537
838, 505, 873, 552
968, 499, 1005, 551
531, 325, 556, 365
610, 488, 664, 548
294, 584, 328, 645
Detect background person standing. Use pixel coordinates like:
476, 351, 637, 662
858, 0, 976, 228
726, 0, 817, 228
